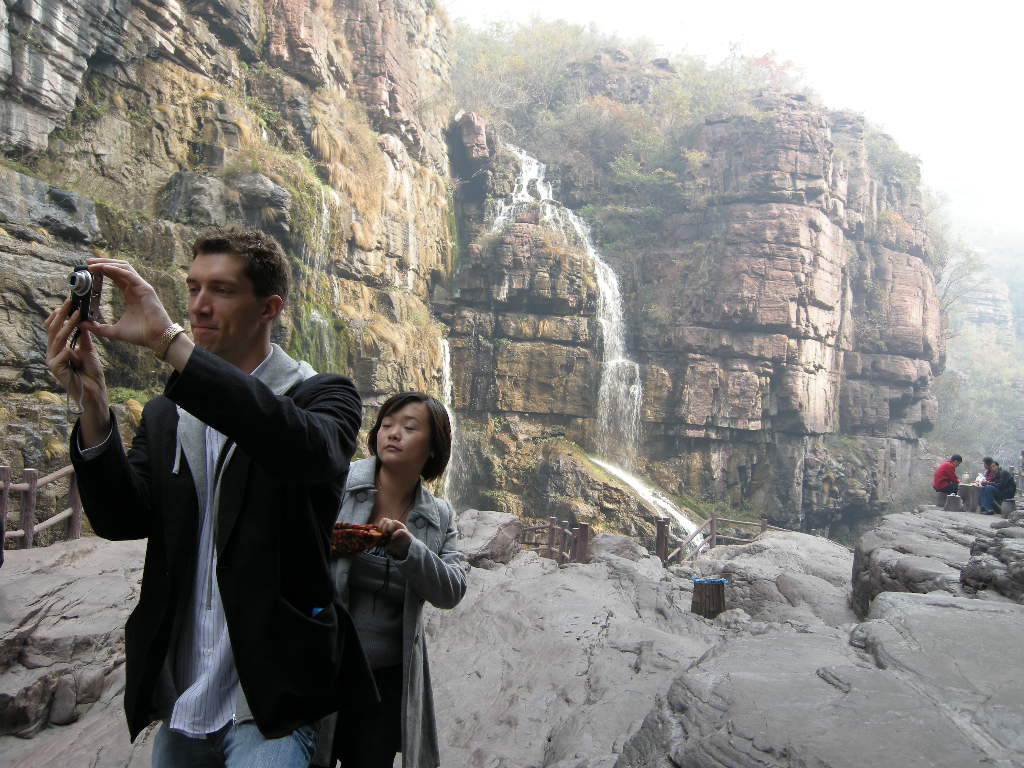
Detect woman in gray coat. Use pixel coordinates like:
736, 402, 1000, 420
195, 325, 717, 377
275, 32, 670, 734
328, 391, 467, 767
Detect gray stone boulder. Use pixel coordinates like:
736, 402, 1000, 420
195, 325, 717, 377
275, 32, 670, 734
455, 508, 522, 566
851, 506, 999, 615
689, 530, 857, 627
0, 166, 101, 244
0, 538, 156, 766
157, 170, 239, 226
430, 550, 717, 767
619, 591, 1024, 767
962, 524, 1024, 601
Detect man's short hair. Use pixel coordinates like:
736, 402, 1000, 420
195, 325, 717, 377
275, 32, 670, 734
983, 456, 993, 466
192, 227, 290, 300
951, 454, 963, 463
367, 392, 452, 481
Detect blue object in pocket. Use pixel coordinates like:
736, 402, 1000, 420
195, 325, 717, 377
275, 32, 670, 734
311, 606, 325, 617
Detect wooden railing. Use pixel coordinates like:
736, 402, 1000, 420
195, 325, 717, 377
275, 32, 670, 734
520, 516, 592, 564
1, 464, 83, 554
655, 512, 790, 566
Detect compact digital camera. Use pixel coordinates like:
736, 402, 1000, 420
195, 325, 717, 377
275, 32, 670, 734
68, 265, 103, 348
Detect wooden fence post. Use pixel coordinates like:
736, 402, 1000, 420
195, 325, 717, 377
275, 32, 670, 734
559, 520, 570, 564
546, 516, 558, 559
21, 469, 38, 549
68, 472, 83, 540
655, 518, 669, 562
760, 517, 768, 536
708, 511, 717, 550
570, 526, 580, 562
577, 522, 591, 563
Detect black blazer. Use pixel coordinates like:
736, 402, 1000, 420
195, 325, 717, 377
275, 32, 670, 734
71, 347, 370, 740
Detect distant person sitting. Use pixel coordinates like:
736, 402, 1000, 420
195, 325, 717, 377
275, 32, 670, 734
980, 460, 1016, 514
933, 454, 962, 495
982, 456, 995, 484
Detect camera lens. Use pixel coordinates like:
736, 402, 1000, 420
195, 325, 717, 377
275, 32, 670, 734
68, 268, 93, 296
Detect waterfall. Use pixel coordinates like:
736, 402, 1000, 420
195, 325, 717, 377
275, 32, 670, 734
491, 145, 643, 467
403, 172, 418, 291
439, 337, 467, 510
589, 457, 703, 549
303, 186, 333, 272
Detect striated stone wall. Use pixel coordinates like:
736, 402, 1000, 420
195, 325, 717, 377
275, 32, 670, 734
0, 0, 454, 488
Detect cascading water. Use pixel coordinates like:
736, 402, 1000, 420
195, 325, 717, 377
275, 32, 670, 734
489, 146, 699, 544
491, 146, 643, 468
439, 337, 467, 510
303, 185, 335, 273
589, 457, 703, 549
403, 172, 418, 291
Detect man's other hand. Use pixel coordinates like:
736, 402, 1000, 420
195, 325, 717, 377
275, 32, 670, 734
82, 258, 175, 354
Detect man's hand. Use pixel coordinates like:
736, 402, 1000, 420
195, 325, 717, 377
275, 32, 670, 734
45, 299, 110, 446
81, 258, 175, 353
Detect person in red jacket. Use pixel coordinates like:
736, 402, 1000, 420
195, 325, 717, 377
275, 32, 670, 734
933, 454, 962, 494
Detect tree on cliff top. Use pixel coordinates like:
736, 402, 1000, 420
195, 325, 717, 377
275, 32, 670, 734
453, 20, 807, 167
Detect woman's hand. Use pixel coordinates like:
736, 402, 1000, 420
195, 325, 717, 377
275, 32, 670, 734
376, 517, 413, 559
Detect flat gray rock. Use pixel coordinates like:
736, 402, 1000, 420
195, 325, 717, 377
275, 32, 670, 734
0, 538, 155, 765
456, 508, 523, 566
852, 506, 1001, 614
688, 530, 857, 627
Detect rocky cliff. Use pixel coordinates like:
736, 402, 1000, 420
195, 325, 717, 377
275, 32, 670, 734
0, 0, 454, 514
446, 87, 944, 540
2, 7, 947, 550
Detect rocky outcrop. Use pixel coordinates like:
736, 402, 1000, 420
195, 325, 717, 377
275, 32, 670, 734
8, 524, 1023, 767
962, 507, 1024, 601
1, 1, 454, 509
852, 501, 1024, 615
0, 538, 155, 768
449, 91, 944, 537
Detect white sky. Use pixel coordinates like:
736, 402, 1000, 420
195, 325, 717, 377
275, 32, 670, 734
442, 0, 1024, 245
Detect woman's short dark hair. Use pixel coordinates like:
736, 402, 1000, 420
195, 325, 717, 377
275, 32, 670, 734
951, 454, 963, 463
368, 392, 452, 481
192, 226, 290, 300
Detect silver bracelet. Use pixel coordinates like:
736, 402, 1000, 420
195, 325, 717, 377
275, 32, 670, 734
154, 323, 186, 361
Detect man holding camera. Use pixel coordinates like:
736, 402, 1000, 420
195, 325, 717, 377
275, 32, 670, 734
45, 228, 368, 766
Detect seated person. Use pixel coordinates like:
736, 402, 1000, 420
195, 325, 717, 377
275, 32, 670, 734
981, 461, 1016, 514
933, 454, 962, 495
981, 456, 995, 484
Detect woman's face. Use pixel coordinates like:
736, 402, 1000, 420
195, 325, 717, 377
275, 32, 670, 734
376, 401, 432, 474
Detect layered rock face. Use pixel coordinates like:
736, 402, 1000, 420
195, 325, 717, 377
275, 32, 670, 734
449, 93, 944, 536
0, 1, 453, 493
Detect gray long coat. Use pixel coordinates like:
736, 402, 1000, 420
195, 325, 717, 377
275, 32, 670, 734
328, 457, 468, 767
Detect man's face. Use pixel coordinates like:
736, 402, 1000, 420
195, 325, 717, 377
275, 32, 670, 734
186, 253, 277, 364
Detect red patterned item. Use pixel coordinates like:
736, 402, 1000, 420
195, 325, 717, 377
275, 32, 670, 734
330, 522, 388, 557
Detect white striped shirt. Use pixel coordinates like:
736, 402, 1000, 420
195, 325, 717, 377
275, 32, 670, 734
168, 352, 272, 737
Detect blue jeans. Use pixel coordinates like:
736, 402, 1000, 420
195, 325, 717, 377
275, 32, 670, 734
980, 485, 1001, 512
152, 720, 318, 768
